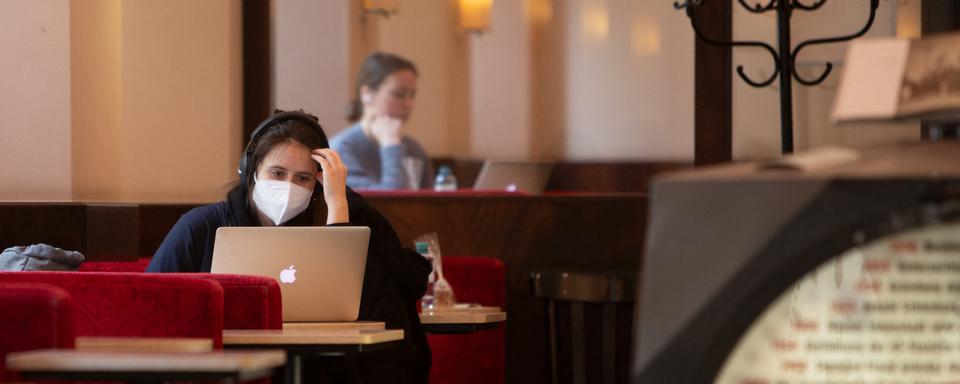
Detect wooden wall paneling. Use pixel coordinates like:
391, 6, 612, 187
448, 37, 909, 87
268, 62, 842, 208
545, 162, 690, 193
137, 204, 196, 258
431, 158, 690, 193
362, 194, 648, 384
0, 203, 197, 261
0, 204, 87, 254
85, 204, 139, 261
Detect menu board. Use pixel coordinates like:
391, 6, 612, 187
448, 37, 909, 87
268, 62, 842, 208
717, 222, 960, 384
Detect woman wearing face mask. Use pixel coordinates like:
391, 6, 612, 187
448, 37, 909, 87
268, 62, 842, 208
331, 52, 433, 190
147, 110, 432, 383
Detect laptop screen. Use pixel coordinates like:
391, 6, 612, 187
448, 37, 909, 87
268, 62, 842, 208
210, 226, 370, 322
472, 160, 554, 194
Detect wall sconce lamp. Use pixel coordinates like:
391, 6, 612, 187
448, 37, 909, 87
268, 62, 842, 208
364, 0, 398, 18
459, 0, 493, 34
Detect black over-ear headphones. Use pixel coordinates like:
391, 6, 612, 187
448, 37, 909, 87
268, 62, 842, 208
237, 111, 329, 177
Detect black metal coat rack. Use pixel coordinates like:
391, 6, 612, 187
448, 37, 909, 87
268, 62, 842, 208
675, 0, 880, 154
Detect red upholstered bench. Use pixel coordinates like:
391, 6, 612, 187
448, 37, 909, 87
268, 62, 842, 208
0, 272, 225, 348
66, 257, 506, 383
78, 261, 282, 330
0, 283, 76, 382
65, 265, 281, 384
176, 273, 283, 330
78, 258, 151, 272
428, 256, 505, 384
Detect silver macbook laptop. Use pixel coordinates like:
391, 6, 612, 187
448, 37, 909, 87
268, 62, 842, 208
473, 160, 554, 194
210, 226, 370, 322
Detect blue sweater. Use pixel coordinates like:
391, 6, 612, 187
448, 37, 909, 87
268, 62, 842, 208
330, 123, 433, 190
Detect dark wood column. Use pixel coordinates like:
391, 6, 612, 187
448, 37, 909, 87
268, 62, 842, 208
920, 0, 960, 140
242, 0, 273, 143
921, 0, 960, 35
693, 1, 733, 166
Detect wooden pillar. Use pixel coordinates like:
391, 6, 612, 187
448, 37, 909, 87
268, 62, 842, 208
694, 0, 733, 165
242, 0, 272, 143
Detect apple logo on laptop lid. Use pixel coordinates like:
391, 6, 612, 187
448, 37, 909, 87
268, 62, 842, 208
280, 265, 297, 284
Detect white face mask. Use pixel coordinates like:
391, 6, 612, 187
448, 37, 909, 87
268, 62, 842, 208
251, 177, 313, 225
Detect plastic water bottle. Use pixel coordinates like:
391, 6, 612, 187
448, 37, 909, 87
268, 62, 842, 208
416, 241, 436, 311
434, 165, 458, 192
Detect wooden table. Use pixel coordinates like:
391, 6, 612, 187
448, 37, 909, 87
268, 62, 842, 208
223, 327, 402, 354
7, 349, 285, 383
281, 321, 385, 331
223, 325, 404, 384
75, 336, 214, 353
419, 306, 507, 333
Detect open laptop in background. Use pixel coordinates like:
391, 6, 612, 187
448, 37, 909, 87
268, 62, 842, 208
210, 226, 370, 322
472, 160, 554, 194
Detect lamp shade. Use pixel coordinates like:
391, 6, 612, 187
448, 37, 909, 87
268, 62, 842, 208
459, 0, 493, 32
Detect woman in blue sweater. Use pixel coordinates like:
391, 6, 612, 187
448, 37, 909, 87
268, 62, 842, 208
148, 110, 431, 383
331, 52, 433, 190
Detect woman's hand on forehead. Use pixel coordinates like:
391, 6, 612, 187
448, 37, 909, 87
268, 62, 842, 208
311, 148, 349, 224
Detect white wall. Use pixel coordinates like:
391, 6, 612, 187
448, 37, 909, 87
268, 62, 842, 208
0, 0, 72, 201
732, 0, 919, 159
560, 0, 694, 160
471, 0, 695, 161
272, 0, 351, 134
470, 0, 531, 158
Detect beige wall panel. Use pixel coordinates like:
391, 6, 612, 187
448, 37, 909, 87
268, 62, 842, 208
560, 0, 694, 160
273, 0, 351, 134
119, 0, 242, 202
376, 0, 462, 157
71, 0, 123, 201
470, 0, 531, 159
0, 0, 72, 201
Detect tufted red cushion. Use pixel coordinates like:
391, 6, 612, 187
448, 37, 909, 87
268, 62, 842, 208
0, 272, 224, 348
438, 256, 505, 308
73, 260, 283, 330
428, 256, 506, 384
78, 258, 151, 272
0, 283, 76, 382
75, 262, 281, 330
173, 273, 283, 330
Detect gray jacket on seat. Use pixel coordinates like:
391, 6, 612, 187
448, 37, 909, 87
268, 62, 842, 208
0, 244, 85, 271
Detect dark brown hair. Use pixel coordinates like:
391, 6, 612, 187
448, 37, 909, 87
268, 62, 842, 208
347, 52, 418, 122
237, 110, 330, 223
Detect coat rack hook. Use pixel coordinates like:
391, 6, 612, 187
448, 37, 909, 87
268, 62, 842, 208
738, 65, 780, 87
736, 0, 776, 13
681, 2, 782, 88
792, 0, 828, 11
790, 0, 878, 85
792, 62, 833, 86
